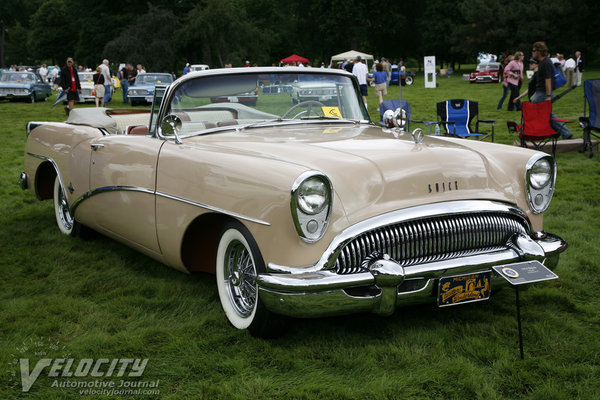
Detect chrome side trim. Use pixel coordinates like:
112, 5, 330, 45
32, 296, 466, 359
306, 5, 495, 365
69, 186, 155, 214
155, 191, 271, 226
268, 200, 530, 273
26, 152, 66, 198
68, 184, 270, 227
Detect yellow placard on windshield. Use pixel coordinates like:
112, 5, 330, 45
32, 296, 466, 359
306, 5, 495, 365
322, 106, 342, 118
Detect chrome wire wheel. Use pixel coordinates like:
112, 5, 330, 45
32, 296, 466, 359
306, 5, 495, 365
216, 226, 259, 329
224, 239, 257, 317
53, 176, 74, 235
216, 221, 281, 336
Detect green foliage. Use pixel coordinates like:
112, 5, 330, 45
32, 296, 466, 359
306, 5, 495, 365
28, 0, 76, 65
2, 0, 598, 69
0, 70, 599, 399
103, 4, 179, 72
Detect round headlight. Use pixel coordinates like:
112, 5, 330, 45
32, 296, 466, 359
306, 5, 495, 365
297, 177, 329, 215
529, 158, 552, 189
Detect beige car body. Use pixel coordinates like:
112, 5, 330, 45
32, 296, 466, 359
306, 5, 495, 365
21, 67, 566, 334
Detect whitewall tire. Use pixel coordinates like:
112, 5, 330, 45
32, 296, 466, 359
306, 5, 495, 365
215, 221, 281, 336
53, 176, 76, 235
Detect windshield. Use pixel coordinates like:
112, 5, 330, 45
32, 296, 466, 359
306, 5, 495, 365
78, 72, 94, 81
136, 74, 173, 85
161, 70, 367, 137
476, 63, 500, 71
1, 72, 36, 83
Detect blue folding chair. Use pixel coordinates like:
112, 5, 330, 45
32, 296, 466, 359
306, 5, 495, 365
379, 99, 411, 129
436, 99, 495, 141
579, 79, 600, 157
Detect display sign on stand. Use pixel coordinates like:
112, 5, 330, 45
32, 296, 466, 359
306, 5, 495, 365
424, 56, 436, 88
493, 260, 559, 359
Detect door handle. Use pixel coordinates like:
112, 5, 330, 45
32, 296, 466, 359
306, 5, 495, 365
91, 143, 105, 151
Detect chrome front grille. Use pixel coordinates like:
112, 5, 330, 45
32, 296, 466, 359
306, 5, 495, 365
334, 212, 529, 274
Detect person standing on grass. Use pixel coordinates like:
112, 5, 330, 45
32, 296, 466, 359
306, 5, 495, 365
574, 51, 585, 86
530, 41, 572, 140
497, 55, 513, 110
372, 62, 388, 105
99, 59, 113, 105
505, 51, 524, 111
563, 54, 576, 87
352, 56, 369, 108
59, 57, 81, 116
92, 66, 105, 107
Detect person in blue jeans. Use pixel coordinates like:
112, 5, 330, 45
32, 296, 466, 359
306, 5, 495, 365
497, 57, 512, 109
120, 65, 129, 103
530, 41, 572, 139
99, 59, 112, 105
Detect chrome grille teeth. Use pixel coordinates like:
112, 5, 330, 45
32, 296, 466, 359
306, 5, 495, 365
334, 212, 529, 274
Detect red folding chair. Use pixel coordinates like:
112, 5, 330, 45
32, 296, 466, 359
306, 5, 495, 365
507, 101, 572, 157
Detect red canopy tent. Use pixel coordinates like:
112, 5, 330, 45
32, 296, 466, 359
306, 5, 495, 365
280, 54, 309, 64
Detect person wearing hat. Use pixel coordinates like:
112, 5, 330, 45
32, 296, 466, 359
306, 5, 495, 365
352, 56, 369, 108
183, 63, 191, 75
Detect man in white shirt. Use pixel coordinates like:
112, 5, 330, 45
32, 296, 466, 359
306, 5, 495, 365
98, 59, 112, 105
352, 56, 369, 108
38, 64, 48, 82
563, 56, 576, 87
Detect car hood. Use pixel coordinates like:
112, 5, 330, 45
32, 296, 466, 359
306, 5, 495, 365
183, 123, 529, 225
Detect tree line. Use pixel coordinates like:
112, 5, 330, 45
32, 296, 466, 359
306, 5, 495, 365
1, 0, 597, 73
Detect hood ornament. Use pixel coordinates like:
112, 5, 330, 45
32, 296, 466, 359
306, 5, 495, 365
411, 128, 424, 144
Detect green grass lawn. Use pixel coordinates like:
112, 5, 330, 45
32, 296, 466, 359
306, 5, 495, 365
1, 70, 599, 399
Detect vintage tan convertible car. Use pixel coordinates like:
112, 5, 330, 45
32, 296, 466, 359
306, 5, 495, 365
21, 67, 567, 336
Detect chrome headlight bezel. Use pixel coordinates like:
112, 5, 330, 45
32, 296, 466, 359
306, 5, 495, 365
291, 171, 333, 243
525, 153, 556, 214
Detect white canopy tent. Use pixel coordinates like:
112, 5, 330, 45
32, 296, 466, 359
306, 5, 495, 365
330, 50, 374, 69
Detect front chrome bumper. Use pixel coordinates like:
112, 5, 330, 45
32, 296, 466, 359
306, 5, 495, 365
257, 232, 567, 318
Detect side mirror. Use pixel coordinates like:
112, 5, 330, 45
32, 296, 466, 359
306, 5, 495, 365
161, 114, 182, 136
161, 114, 183, 144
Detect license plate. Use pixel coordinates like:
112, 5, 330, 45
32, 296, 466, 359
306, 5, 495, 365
145, 96, 153, 103
438, 271, 491, 307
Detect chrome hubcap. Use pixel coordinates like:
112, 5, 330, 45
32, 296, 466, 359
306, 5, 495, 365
58, 184, 73, 230
224, 240, 257, 317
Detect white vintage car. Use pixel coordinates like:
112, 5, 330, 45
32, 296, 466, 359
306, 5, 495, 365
21, 67, 567, 337
77, 71, 97, 103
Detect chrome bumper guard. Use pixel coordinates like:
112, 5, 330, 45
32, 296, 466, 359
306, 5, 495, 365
257, 233, 567, 318
19, 172, 28, 190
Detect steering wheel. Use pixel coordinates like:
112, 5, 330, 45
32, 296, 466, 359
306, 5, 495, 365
282, 100, 326, 119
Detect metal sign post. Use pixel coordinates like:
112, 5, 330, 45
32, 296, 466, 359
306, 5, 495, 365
493, 260, 559, 360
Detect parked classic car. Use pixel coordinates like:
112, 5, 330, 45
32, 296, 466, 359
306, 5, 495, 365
21, 67, 567, 337
190, 64, 210, 72
77, 71, 97, 103
0, 71, 52, 102
127, 72, 174, 105
290, 73, 340, 105
469, 62, 502, 83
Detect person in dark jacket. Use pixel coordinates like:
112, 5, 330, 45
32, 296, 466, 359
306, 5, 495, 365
59, 57, 81, 115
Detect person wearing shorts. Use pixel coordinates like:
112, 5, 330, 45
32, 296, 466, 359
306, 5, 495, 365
93, 66, 106, 107
59, 57, 81, 116
372, 62, 388, 105
352, 56, 369, 107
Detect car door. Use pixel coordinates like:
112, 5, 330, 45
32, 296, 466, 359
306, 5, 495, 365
85, 135, 165, 254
